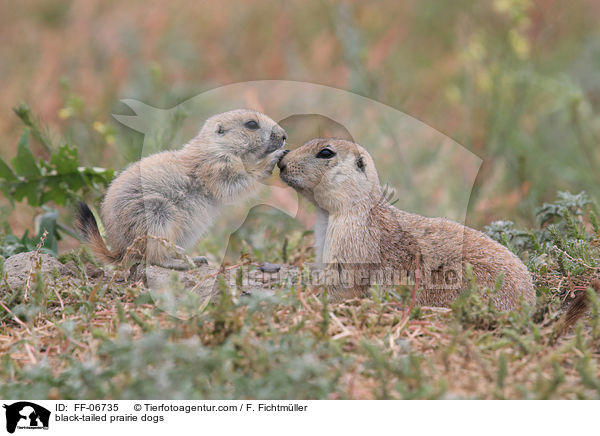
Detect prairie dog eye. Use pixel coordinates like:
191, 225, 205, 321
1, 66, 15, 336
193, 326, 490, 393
316, 148, 336, 159
244, 120, 259, 130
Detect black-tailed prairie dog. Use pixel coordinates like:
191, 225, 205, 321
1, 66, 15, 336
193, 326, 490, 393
77, 109, 287, 270
278, 138, 535, 310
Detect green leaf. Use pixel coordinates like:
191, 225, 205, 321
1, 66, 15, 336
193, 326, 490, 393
61, 173, 84, 192
13, 103, 53, 152
40, 187, 67, 205
12, 180, 41, 206
0, 184, 13, 206
40, 177, 72, 205
81, 167, 113, 190
0, 157, 17, 181
51, 144, 79, 175
13, 103, 33, 127
11, 129, 41, 178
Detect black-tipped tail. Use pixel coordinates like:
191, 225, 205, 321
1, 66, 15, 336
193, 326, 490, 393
75, 201, 120, 264
552, 279, 600, 342
76, 202, 96, 240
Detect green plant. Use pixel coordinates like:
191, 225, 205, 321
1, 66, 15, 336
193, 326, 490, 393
1, 105, 113, 207
0, 105, 114, 256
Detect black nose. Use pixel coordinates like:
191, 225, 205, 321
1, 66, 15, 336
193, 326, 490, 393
277, 150, 289, 170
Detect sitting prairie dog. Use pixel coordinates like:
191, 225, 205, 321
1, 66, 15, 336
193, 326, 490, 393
278, 138, 535, 310
77, 109, 287, 270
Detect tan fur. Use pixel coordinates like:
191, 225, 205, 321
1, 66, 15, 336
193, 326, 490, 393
78, 109, 287, 269
279, 138, 535, 310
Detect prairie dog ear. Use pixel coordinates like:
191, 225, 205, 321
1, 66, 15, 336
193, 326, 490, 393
356, 155, 366, 172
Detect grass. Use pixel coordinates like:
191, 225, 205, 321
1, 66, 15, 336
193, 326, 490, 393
1, 0, 600, 400
1, 192, 599, 400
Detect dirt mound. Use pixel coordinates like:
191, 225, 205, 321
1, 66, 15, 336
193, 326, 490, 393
2, 252, 76, 294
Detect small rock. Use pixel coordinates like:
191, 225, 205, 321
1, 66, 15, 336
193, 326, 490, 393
2, 251, 75, 294
192, 256, 208, 265
143, 264, 217, 298
259, 262, 281, 273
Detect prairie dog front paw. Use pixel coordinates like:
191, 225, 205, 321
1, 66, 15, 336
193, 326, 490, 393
271, 149, 287, 163
262, 149, 288, 177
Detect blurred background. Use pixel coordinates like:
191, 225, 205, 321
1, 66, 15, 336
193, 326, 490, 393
1, 0, 599, 260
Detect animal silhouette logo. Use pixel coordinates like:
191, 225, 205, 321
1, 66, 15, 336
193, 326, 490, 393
113, 80, 482, 267
112, 80, 482, 314
2, 402, 50, 433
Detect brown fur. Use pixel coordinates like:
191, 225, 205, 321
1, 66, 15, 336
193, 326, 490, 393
279, 138, 535, 310
77, 109, 287, 269
551, 279, 600, 341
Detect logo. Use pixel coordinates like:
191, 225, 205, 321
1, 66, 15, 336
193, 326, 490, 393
2, 402, 50, 434
111, 80, 481, 316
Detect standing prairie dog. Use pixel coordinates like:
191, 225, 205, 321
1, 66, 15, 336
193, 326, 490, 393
77, 109, 287, 270
278, 138, 535, 310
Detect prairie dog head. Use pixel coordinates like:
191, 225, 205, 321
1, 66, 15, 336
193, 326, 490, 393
187, 109, 287, 178
278, 138, 381, 213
